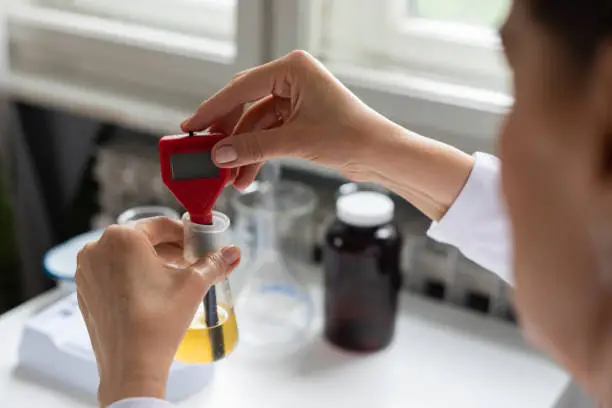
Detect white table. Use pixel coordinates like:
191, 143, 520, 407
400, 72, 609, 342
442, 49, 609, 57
0, 288, 573, 408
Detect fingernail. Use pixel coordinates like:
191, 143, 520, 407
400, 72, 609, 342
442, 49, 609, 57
181, 117, 192, 130
221, 246, 240, 265
214, 145, 238, 164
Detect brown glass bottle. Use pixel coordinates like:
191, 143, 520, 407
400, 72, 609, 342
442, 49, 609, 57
323, 191, 402, 352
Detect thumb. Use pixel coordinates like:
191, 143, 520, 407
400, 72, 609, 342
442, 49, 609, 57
188, 246, 241, 290
212, 127, 303, 167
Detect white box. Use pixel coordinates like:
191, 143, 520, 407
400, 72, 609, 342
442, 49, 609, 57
17, 292, 214, 402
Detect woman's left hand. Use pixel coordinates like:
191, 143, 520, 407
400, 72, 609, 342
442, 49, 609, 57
75, 217, 241, 406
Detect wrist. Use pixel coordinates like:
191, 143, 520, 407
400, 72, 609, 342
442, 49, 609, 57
353, 118, 424, 184
340, 113, 397, 182
356, 119, 474, 221
99, 368, 169, 407
356, 119, 405, 178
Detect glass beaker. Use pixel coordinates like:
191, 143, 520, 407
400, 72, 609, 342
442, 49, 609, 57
231, 180, 318, 359
116, 206, 180, 224
178, 212, 239, 364
231, 180, 318, 279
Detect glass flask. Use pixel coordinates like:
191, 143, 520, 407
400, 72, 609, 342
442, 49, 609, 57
232, 165, 317, 359
232, 180, 318, 279
116, 206, 180, 224
178, 211, 239, 364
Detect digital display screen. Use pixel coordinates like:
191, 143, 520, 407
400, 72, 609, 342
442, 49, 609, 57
170, 151, 219, 180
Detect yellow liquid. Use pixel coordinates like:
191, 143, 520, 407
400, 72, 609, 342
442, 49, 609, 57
175, 304, 239, 364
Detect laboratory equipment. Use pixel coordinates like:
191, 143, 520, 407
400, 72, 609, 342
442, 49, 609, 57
231, 179, 318, 280
179, 212, 239, 363
159, 131, 238, 363
323, 190, 402, 352
232, 163, 316, 359
17, 292, 213, 402
313, 182, 378, 265
26, 202, 213, 401
117, 205, 180, 224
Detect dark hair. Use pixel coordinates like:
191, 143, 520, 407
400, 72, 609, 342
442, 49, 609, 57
530, 0, 612, 66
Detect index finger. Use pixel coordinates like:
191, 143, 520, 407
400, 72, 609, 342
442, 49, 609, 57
129, 217, 184, 247
181, 58, 287, 133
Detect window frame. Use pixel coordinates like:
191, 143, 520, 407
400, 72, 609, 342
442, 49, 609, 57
379, 0, 509, 92
42, 0, 235, 42
318, 0, 510, 93
272, 0, 509, 154
0, 4, 8, 88
5, 0, 265, 134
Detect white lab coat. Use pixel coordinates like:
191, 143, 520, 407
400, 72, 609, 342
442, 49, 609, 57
108, 153, 509, 408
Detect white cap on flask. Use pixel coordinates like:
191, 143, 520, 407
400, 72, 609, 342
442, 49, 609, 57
336, 191, 394, 228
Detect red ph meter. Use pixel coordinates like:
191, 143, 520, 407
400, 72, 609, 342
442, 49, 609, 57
159, 132, 230, 225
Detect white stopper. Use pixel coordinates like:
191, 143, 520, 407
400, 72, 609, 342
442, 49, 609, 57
336, 191, 394, 228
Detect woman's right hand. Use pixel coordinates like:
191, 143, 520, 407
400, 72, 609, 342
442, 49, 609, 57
181, 50, 390, 189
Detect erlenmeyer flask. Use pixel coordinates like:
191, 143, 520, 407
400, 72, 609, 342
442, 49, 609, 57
233, 163, 316, 359
236, 249, 314, 358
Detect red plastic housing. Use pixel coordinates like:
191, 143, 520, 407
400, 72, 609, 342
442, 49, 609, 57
159, 132, 230, 225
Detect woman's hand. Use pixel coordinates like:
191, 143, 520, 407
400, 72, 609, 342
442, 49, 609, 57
181, 50, 388, 189
182, 51, 474, 221
75, 217, 241, 407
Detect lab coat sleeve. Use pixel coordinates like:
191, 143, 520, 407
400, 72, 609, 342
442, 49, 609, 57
108, 398, 175, 408
427, 153, 513, 284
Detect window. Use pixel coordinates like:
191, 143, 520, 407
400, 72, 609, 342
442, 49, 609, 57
412, 0, 508, 29
5, 0, 265, 133
272, 0, 509, 152
316, 0, 511, 92
41, 0, 236, 42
